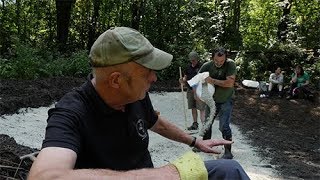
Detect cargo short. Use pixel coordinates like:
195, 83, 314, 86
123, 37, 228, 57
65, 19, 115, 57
186, 89, 206, 110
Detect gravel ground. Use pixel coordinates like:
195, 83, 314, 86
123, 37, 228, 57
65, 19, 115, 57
0, 92, 283, 179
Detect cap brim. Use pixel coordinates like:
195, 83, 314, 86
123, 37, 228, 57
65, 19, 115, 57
135, 48, 173, 70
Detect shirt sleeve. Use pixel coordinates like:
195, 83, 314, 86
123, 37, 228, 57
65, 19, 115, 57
304, 73, 310, 81
143, 93, 158, 129
269, 73, 274, 82
42, 108, 81, 154
278, 74, 284, 83
269, 73, 278, 83
198, 62, 210, 73
226, 60, 237, 77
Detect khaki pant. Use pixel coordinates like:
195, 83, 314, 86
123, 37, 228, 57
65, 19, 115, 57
186, 89, 206, 110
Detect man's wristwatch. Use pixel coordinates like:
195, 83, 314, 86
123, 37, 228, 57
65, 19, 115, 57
189, 136, 197, 147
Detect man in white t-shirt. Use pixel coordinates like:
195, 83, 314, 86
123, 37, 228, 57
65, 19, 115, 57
268, 67, 284, 97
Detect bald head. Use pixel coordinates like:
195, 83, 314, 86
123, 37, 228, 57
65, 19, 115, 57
91, 61, 157, 110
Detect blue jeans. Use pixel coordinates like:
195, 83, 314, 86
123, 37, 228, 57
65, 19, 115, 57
205, 159, 250, 180
203, 98, 233, 140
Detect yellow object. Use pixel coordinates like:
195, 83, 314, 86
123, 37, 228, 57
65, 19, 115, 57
171, 151, 208, 180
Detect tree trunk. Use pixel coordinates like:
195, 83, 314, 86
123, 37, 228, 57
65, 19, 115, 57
155, 3, 163, 49
119, 1, 124, 25
16, 0, 21, 37
277, 0, 292, 42
232, 0, 242, 49
88, 0, 101, 51
47, 2, 54, 46
233, 0, 240, 31
56, 0, 75, 52
131, 0, 145, 30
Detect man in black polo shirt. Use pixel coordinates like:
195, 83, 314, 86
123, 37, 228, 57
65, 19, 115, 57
180, 51, 206, 131
29, 27, 249, 180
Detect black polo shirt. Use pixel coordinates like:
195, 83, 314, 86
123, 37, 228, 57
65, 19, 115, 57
42, 75, 158, 170
184, 62, 202, 90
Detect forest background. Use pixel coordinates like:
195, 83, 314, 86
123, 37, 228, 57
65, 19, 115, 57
0, 0, 319, 86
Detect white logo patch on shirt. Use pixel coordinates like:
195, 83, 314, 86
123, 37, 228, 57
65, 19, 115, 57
136, 119, 147, 140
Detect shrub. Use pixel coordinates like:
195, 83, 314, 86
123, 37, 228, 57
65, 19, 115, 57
0, 44, 90, 79
234, 43, 318, 85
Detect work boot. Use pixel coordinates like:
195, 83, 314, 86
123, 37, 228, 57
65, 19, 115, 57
221, 144, 234, 159
187, 122, 198, 130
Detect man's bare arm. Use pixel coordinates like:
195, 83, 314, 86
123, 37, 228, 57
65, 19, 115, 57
150, 116, 194, 146
28, 147, 179, 180
150, 116, 233, 153
205, 75, 235, 87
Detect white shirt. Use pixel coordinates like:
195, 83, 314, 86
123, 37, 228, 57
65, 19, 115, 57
269, 73, 283, 84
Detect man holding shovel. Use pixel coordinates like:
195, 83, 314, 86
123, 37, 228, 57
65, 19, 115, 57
179, 51, 206, 132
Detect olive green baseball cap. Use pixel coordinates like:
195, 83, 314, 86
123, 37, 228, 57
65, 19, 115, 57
89, 27, 173, 70
188, 51, 199, 61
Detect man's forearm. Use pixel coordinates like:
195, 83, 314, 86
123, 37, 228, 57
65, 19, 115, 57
29, 165, 180, 180
291, 78, 297, 83
270, 79, 279, 84
151, 117, 194, 146
208, 78, 234, 87
301, 81, 309, 86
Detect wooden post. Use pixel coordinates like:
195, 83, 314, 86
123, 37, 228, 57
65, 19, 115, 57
179, 67, 188, 130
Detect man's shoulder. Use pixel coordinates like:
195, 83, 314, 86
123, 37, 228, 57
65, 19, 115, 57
226, 58, 235, 64
186, 63, 195, 70
199, 61, 213, 71
202, 61, 213, 66
197, 62, 204, 67
225, 59, 236, 70
304, 72, 310, 76
55, 82, 92, 113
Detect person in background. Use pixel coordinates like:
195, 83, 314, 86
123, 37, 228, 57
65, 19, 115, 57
268, 66, 284, 97
286, 65, 313, 100
198, 47, 236, 159
28, 27, 249, 180
179, 51, 206, 131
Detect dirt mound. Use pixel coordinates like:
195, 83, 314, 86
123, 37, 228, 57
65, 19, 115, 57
0, 134, 37, 179
233, 87, 320, 179
0, 77, 319, 179
0, 77, 86, 115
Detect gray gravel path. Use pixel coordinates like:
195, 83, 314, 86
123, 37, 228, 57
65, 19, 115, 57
0, 92, 283, 179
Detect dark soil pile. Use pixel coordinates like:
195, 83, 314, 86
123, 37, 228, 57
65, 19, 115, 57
0, 77, 319, 179
0, 135, 37, 179
233, 87, 320, 179
0, 77, 86, 115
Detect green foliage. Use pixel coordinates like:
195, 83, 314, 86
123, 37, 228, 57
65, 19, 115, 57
290, 0, 320, 48
235, 43, 320, 85
0, 44, 43, 79
0, 44, 90, 79
241, 0, 281, 50
44, 50, 90, 77
0, 0, 319, 82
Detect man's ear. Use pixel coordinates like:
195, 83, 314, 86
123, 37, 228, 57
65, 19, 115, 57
108, 72, 121, 88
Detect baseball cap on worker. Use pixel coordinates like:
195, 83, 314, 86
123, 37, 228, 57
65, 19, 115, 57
188, 51, 199, 61
89, 27, 173, 70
